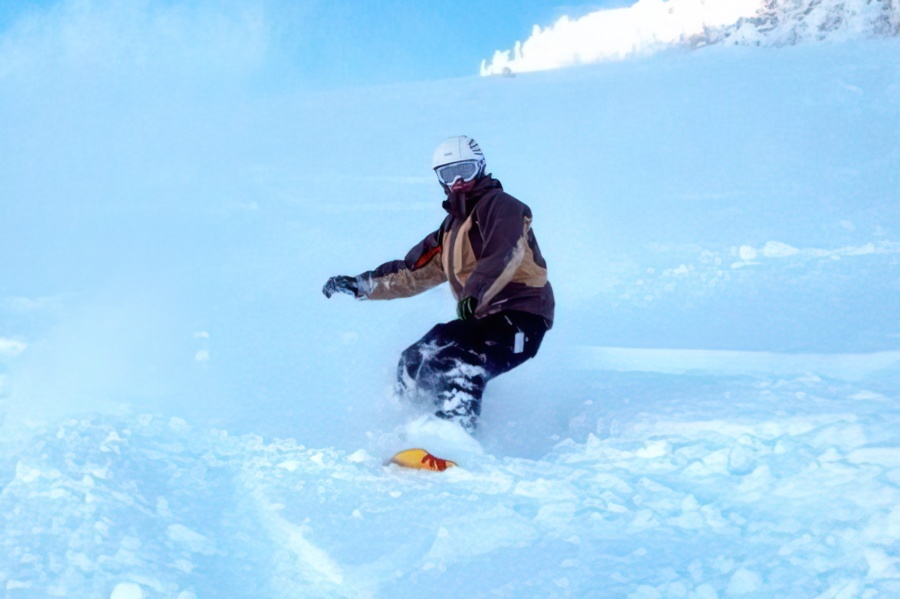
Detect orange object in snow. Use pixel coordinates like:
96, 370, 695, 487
390, 448, 457, 472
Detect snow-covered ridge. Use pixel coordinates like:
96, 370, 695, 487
481, 0, 900, 75
714, 0, 900, 47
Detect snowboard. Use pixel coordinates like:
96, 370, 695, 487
389, 448, 458, 472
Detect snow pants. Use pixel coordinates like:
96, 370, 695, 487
396, 310, 548, 432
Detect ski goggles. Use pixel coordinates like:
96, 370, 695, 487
435, 160, 481, 187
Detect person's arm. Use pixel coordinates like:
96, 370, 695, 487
323, 225, 447, 301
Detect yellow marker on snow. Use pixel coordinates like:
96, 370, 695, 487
390, 448, 457, 472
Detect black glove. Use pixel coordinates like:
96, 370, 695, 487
323, 275, 360, 299
457, 296, 478, 320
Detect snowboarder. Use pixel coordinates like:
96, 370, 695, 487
323, 136, 554, 432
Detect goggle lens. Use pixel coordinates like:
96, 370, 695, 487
436, 161, 480, 186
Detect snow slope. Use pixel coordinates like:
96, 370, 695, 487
2, 3, 900, 596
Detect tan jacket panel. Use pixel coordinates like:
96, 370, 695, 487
363, 255, 447, 300
447, 215, 548, 309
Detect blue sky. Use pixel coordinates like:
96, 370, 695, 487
273, 0, 628, 86
0, 0, 629, 88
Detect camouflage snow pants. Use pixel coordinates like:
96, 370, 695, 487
396, 311, 548, 433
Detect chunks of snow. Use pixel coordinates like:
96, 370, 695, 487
166, 525, 215, 555
726, 568, 763, 595
636, 440, 669, 459
738, 245, 757, 261
0, 337, 26, 357
168, 417, 191, 433
110, 583, 144, 599
761, 241, 799, 258
3, 388, 900, 597
347, 449, 369, 463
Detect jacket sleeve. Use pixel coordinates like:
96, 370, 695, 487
463, 194, 532, 312
355, 226, 448, 300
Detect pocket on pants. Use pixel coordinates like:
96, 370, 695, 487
503, 312, 547, 360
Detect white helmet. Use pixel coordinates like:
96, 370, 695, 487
432, 136, 486, 188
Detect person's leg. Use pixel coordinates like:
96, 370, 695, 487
395, 319, 486, 431
396, 311, 548, 432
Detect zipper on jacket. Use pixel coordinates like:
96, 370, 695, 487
446, 192, 465, 295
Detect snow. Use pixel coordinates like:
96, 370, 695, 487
481, 0, 899, 74
481, 0, 762, 74
2, 2, 900, 597
110, 583, 144, 599
0, 338, 26, 357
8, 397, 900, 596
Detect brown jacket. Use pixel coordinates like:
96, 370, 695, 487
357, 175, 554, 326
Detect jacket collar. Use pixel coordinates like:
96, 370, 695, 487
441, 174, 502, 219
